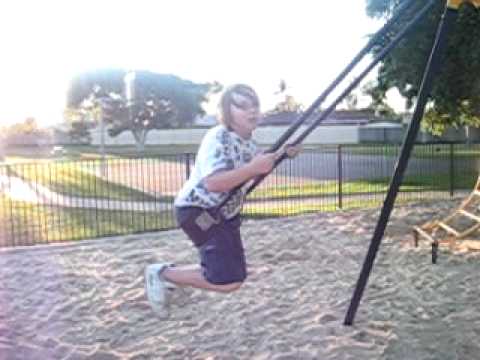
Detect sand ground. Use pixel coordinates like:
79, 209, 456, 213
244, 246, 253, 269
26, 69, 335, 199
2, 200, 480, 360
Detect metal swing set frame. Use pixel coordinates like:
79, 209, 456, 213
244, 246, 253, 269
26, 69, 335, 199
217, 0, 480, 326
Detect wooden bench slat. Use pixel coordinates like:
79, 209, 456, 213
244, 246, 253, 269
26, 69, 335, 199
438, 222, 460, 236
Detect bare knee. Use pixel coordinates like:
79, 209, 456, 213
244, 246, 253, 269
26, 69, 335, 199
215, 281, 243, 293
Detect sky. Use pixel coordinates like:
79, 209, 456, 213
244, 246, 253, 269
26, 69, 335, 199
0, 0, 406, 127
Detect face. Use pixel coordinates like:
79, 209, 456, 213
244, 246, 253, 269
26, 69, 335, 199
229, 92, 260, 139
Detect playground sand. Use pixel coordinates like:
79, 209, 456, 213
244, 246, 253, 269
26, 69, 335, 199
2, 199, 480, 359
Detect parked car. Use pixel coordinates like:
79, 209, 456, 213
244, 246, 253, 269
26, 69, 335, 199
50, 146, 67, 157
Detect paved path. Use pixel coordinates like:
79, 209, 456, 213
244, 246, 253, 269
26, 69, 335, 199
274, 151, 474, 181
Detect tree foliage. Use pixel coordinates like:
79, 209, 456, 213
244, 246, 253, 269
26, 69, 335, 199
362, 81, 398, 119
66, 69, 221, 151
68, 121, 93, 144
6, 117, 40, 136
366, 0, 480, 134
2, 118, 52, 146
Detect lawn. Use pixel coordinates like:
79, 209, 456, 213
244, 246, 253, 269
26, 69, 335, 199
0, 194, 176, 246
242, 195, 430, 219
249, 172, 475, 201
0, 193, 333, 246
4, 160, 158, 201
0, 191, 422, 246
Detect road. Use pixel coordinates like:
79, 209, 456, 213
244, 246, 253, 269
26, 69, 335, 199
273, 150, 477, 181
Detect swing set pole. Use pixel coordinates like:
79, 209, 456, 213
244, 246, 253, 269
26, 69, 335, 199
245, 0, 436, 196
344, 0, 462, 326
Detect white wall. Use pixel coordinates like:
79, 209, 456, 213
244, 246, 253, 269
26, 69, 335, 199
90, 125, 361, 146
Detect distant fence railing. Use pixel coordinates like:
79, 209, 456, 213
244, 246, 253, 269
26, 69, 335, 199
0, 142, 478, 248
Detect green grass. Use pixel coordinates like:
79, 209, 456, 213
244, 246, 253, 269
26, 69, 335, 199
0, 183, 464, 248
250, 173, 475, 201
5, 161, 157, 201
0, 195, 176, 245
243, 196, 423, 219
0, 195, 386, 246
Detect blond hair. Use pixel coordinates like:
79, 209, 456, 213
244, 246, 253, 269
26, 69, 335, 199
218, 84, 260, 128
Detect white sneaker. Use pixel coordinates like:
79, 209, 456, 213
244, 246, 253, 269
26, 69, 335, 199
144, 263, 174, 314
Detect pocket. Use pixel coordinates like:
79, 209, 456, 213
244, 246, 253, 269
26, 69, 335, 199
175, 207, 214, 247
175, 207, 199, 227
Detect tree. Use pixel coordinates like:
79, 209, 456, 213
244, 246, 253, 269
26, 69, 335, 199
6, 117, 39, 136
64, 108, 92, 144
365, 0, 480, 134
68, 121, 93, 144
66, 69, 221, 152
362, 80, 398, 119
3, 118, 52, 146
23, 117, 39, 133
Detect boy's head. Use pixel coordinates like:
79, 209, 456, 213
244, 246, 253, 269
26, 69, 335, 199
218, 84, 260, 129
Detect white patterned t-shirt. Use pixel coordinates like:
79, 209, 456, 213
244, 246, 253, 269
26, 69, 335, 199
174, 125, 259, 217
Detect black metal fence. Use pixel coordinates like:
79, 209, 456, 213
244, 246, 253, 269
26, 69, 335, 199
0, 142, 478, 248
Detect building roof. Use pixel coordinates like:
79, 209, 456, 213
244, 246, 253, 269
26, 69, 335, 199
194, 109, 378, 128
259, 109, 375, 126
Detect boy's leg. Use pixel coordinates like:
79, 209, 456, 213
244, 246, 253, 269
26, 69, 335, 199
166, 215, 246, 293
162, 266, 243, 293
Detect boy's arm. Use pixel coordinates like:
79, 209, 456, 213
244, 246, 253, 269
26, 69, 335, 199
204, 152, 278, 193
204, 145, 302, 193
203, 165, 256, 193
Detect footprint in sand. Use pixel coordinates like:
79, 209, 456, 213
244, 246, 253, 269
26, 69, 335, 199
317, 313, 338, 324
273, 249, 310, 262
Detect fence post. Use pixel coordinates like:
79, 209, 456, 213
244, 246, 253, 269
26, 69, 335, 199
6, 165, 15, 246
186, 153, 191, 180
337, 145, 343, 209
449, 143, 454, 198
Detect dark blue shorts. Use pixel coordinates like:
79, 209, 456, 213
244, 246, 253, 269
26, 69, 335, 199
175, 207, 247, 285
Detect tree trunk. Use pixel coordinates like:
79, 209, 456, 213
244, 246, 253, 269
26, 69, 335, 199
132, 129, 147, 153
